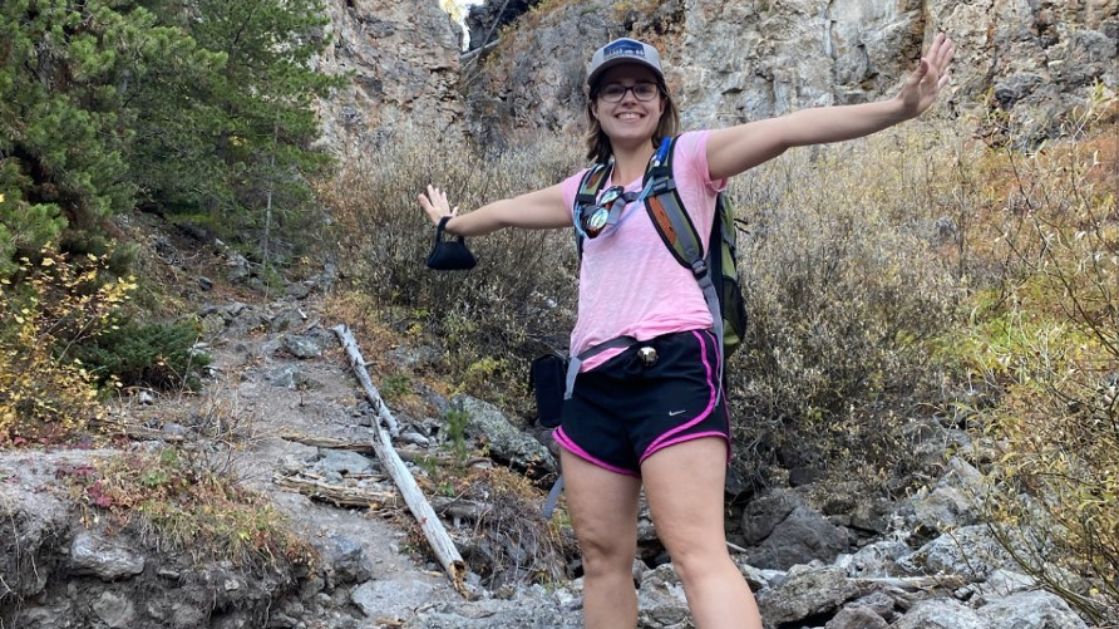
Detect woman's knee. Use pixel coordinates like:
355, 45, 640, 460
578, 529, 637, 577
659, 536, 732, 583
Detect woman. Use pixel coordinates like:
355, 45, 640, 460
419, 34, 954, 629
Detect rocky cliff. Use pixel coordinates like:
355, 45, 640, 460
312, 0, 465, 154
458, 0, 1116, 149
311, 1, 1115, 154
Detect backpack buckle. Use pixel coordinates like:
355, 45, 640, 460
650, 178, 676, 195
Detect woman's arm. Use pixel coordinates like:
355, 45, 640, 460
707, 33, 955, 181
417, 183, 571, 237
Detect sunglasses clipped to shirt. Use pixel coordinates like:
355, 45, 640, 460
572, 138, 666, 238
573, 139, 672, 240
576, 185, 640, 239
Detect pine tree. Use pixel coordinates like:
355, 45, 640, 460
0, 0, 173, 268
0, 0, 342, 275
130, 0, 342, 263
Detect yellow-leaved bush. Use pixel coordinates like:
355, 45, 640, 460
0, 251, 135, 443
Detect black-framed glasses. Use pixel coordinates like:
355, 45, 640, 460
598, 82, 660, 103
576, 185, 634, 239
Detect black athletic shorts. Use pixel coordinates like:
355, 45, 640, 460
553, 329, 731, 477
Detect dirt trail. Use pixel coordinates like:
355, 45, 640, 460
138, 284, 465, 622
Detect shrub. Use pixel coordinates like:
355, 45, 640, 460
0, 252, 133, 443
72, 319, 211, 391
729, 127, 960, 484
66, 447, 315, 572
955, 95, 1118, 623
325, 123, 966, 482
321, 131, 583, 407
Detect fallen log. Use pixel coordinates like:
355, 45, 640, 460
333, 325, 400, 436
852, 574, 967, 591
280, 433, 375, 453
273, 472, 395, 508
273, 473, 487, 521
332, 324, 468, 595
280, 432, 440, 465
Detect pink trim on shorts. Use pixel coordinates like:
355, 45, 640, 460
639, 330, 727, 464
640, 431, 731, 465
553, 426, 641, 477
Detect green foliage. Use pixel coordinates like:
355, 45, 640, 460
0, 0, 340, 275
956, 103, 1119, 623
381, 372, 412, 402
129, 0, 342, 259
72, 318, 211, 390
0, 252, 133, 443
0, 0, 157, 262
444, 408, 471, 462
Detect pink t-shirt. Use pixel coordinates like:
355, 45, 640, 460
561, 130, 727, 371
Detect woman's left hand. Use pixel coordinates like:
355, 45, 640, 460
897, 32, 955, 118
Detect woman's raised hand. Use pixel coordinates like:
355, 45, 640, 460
418, 185, 458, 226
898, 32, 955, 118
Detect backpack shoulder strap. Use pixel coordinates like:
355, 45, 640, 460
574, 162, 613, 258
642, 137, 706, 276
642, 136, 726, 389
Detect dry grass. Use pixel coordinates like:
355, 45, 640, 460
320, 132, 583, 411
728, 123, 964, 486
407, 464, 573, 588
62, 446, 316, 575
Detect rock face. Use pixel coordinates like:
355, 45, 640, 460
311, 0, 1115, 155
458, 0, 1117, 148
313, 0, 465, 155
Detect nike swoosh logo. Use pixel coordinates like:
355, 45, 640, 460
668, 410, 687, 416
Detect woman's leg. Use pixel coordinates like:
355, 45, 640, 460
641, 437, 762, 629
560, 448, 643, 629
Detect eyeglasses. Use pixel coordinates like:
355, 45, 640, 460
597, 82, 660, 103
577, 185, 635, 239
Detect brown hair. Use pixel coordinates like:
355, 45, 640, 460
584, 77, 680, 164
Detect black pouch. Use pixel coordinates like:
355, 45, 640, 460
529, 353, 567, 428
425, 216, 476, 271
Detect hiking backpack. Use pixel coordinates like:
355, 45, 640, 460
573, 135, 748, 362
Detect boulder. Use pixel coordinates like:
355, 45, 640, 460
352, 578, 438, 622
835, 539, 909, 578
825, 604, 888, 629
91, 590, 136, 629
316, 534, 374, 585
977, 590, 1089, 629
68, 531, 146, 581
741, 489, 848, 570
756, 565, 861, 627
636, 563, 691, 628
451, 395, 556, 473
898, 524, 1016, 579
892, 599, 986, 629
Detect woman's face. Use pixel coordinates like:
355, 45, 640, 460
591, 64, 665, 147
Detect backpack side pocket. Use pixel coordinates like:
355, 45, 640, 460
529, 353, 567, 428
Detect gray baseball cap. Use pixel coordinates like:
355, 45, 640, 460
586, 38, 665, 88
